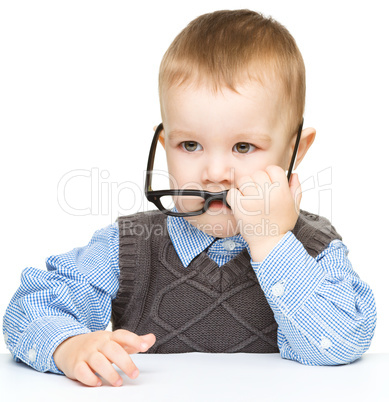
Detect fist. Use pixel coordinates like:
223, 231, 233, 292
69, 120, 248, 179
226, 165, 301, 253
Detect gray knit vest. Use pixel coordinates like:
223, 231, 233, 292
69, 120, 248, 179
111, 209, 342, 354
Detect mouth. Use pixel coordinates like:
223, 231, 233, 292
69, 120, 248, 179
208, 200, 227, 210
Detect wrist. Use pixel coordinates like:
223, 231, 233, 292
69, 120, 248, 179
249, 233, 286, 262
53, 336, 72, 369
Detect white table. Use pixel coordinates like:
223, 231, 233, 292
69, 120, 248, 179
0, 352, 387, 402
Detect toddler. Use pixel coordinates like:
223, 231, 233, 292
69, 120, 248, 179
3, 9, 376, 387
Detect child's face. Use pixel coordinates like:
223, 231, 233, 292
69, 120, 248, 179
159, 81, 299, 238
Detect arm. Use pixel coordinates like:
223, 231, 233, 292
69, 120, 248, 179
250, 233, 376, 365
2, 222, 120, 374
226, 167, 376, 365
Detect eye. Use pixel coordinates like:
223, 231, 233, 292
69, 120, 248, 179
181, 141, 203, 152
233, 142, 256, 154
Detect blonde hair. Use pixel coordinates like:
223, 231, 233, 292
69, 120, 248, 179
158, 9, 305, 137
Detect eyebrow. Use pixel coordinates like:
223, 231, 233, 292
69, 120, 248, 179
168, 130, 272, 143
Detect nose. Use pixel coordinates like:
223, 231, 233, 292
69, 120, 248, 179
201, 154, 234, 189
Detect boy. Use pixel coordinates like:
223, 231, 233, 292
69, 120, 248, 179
3, 9, 376, 387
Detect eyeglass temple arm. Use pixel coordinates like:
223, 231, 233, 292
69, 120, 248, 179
286, 118, 304, 182
145, 123, 164, 193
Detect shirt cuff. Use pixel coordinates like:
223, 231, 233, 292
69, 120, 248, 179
13, 316, 91, 374
250, 231, 326, 317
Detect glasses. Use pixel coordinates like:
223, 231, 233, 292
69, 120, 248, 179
145, 119, 304, 217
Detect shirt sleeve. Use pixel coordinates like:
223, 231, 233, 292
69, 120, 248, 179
250, 231, 377, 365
2, 222, 120, 374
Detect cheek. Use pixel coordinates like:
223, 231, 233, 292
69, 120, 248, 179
166, 159, 181, 188
277, 146, 292, 170
235, 156, 269, 178
260, 148, 289, 169
233, 150, 287, 179
165, 151, 199, 188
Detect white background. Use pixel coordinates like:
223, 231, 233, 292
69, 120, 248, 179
0, 0, 388, 355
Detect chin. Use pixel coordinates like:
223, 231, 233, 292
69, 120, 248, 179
184, 211, 240, 238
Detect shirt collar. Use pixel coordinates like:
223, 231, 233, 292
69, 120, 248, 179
166, 208, 250, 267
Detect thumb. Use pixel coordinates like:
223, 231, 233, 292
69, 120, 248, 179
140, 333, 156, 346
289, 173, 302, 210
226, 187, 240, 212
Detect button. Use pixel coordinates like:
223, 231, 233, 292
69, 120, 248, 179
223, 240, 236, 251
28, 348, 37, 363
271, 281, 285, 297
3, 332, 8, 343
320, 337, 332, 349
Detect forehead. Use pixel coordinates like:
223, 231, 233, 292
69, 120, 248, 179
161, 81, 288, 140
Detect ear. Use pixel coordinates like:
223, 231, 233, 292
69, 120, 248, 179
154, 125, 166, 150
293, 127, 316, 169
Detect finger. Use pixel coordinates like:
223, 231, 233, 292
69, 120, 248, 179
290, 173, 302, 209
88, 351, 123, 387
236, 175, 261, 197
153, 125, 157, 131
251, 170, 272, 192
72, 360, 103, 387
112, 330, 154, 354
265, 165, 287, 185
100, 340, 139, 380
226, 187, 239, 212
139, 333, 157, 350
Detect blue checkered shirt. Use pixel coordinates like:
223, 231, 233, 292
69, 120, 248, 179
2, 212, 376, 373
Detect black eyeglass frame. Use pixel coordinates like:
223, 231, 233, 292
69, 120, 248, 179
145, 119, 304, 217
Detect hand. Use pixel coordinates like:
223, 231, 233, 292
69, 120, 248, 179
53, 329, 156, 387
226, 165, 302, 261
